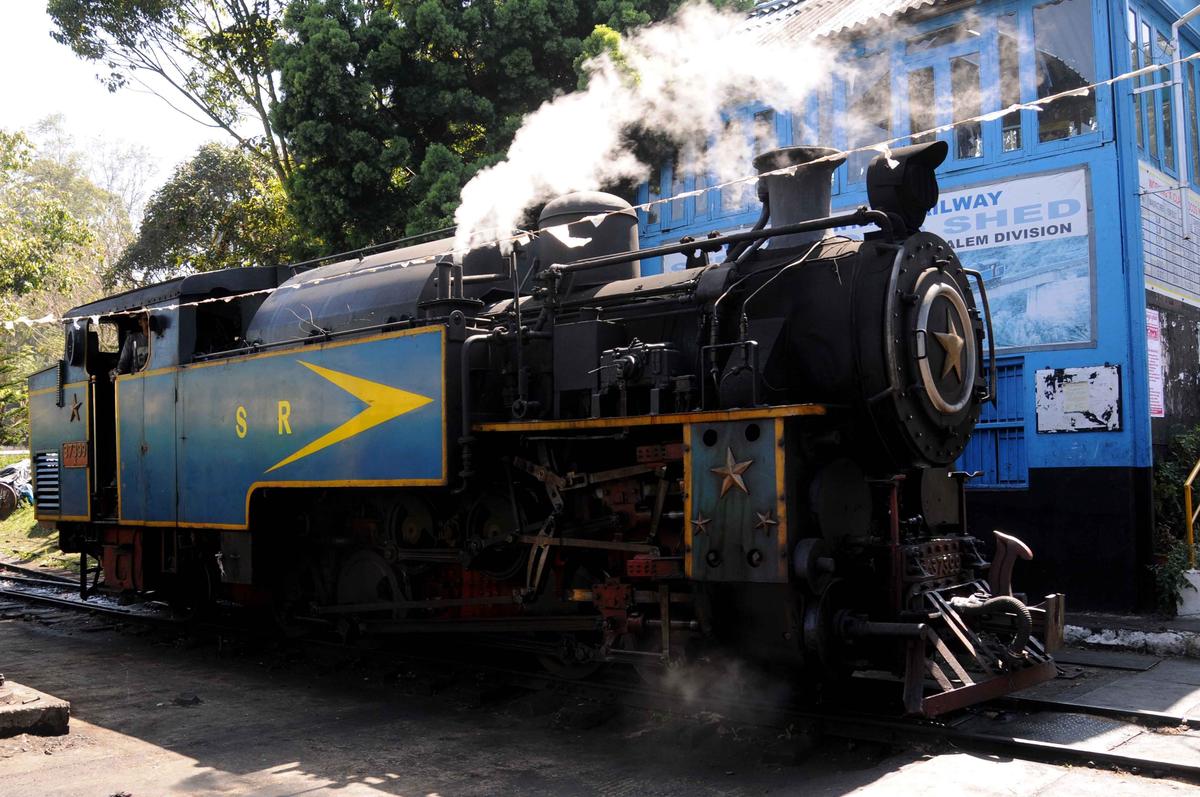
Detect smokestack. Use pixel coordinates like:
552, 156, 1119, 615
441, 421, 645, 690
752, 146, 845, 249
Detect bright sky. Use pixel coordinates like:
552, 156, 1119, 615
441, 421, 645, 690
0, 1, 220, 189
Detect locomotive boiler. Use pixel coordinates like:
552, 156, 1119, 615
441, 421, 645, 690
28, 140, 1063, 716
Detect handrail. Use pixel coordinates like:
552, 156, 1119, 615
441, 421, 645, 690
1184, 458, 1200, 569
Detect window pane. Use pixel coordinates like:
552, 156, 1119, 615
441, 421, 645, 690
908, 67, 936, 144
952, 54, 983, 158
818, 87, 833, 147
847, 54, 891, 182
1159, 32, 1176, 171
999, 14, 1023, 152
1144, 21, 1159, 158
1034, 0, 1097, 143
1189, 65, 1200, 182
907, 22, 976, 55
670, 159, 687, 226
753, 109, 777, 155
646, 166, 661, 226
1128, 10, 1143, 149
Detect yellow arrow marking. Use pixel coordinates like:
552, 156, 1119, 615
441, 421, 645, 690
265, 361, 434, 473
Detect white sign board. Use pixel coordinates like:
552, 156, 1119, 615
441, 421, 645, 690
1147, 307, 1165, 418
923, 168, 1092, 350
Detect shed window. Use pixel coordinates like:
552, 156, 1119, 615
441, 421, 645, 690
907, 22, 975, 55
908, 66, 936, 144
1033, 0, 1097, 143
1128, 11, 1144, 149
998, 14, 1023, 152
645, 167, 661, 228
753, 109, 777, 154
1144, 22, 1159, 159
1158, 31, 1176, 172
951, 54, 983, 159
1189, 64, 1200, 184
846, 54, 891, 183
669, 159, 687, 227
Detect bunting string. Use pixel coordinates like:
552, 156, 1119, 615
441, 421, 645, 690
4, 48, 1196, 332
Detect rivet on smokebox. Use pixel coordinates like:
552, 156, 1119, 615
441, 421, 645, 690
706, 550, 723, 567
746, 549, 763, 567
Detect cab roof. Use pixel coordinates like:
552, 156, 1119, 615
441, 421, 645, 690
66, 266, 296, 319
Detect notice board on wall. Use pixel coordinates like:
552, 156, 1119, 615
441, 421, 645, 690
1035, 365, 1121, 433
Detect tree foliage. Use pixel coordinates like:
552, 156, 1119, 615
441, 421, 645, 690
47, 0, 293, 184
0, 131, 93, 299
110, 143, 301, 286
0, 126, 137, 445
272, 0, 752, 250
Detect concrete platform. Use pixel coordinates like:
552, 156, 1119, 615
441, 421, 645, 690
0, 676, 70, 737
1066, 611, 1200, 658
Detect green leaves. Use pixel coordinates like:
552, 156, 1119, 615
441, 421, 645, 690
109, 143, 302, 286
47, 0, 293, 184
272, 0, 737, 248
0, 131, 92, 299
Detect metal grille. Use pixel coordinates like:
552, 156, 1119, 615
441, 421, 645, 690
33, 451, 61, 511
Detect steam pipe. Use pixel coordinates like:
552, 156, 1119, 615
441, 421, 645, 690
451, 259, 464, 299
543, 207, 892, 277
462, 272, 509, 284
454, 332, 491, 494
726, 197, 770, 262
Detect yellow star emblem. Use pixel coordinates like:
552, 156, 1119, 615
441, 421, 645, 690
754, 510, 778, 530
932, 308, 965, 382
691, 513, 711, 534
68, 394, 82, 423
711, 447, 753, 497
266, 362, 433, 473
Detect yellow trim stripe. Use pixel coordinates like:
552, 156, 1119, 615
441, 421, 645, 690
474, 404, 826, 433
117, 324, 442, 382
28, 380, 91, 398
773, 417, 788, 582
115, 377, 124, 520
683, 424, 693, 579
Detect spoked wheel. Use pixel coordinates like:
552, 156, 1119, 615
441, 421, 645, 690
334, 549, 406, 636
0, 483, 17, 522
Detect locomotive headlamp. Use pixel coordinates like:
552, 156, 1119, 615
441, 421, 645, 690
866, 140, 948, 235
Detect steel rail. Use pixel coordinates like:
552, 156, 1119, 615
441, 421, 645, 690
994, 695, 1200, 731
0, 573, 86, 590
819, 712, 1200, 784
0, 561, 75, 584
1, 578, 1196, 784
0, 584, 180, 625
319, 638, 1200, 786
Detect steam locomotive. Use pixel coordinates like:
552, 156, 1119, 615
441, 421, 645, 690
28, 141, 1063, 716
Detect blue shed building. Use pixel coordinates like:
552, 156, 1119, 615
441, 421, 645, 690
634, 0, 1200, 611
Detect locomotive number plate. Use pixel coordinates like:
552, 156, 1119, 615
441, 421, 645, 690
62, 441, 88, 469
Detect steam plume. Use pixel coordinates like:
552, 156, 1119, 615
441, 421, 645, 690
453, 2, 834, 252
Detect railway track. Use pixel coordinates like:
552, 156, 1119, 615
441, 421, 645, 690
0, 561, 75, 583
0, 571, 180, 625
0, 574, 1197, 784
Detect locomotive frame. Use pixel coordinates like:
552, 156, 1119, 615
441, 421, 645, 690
28, 141, 1065, 716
